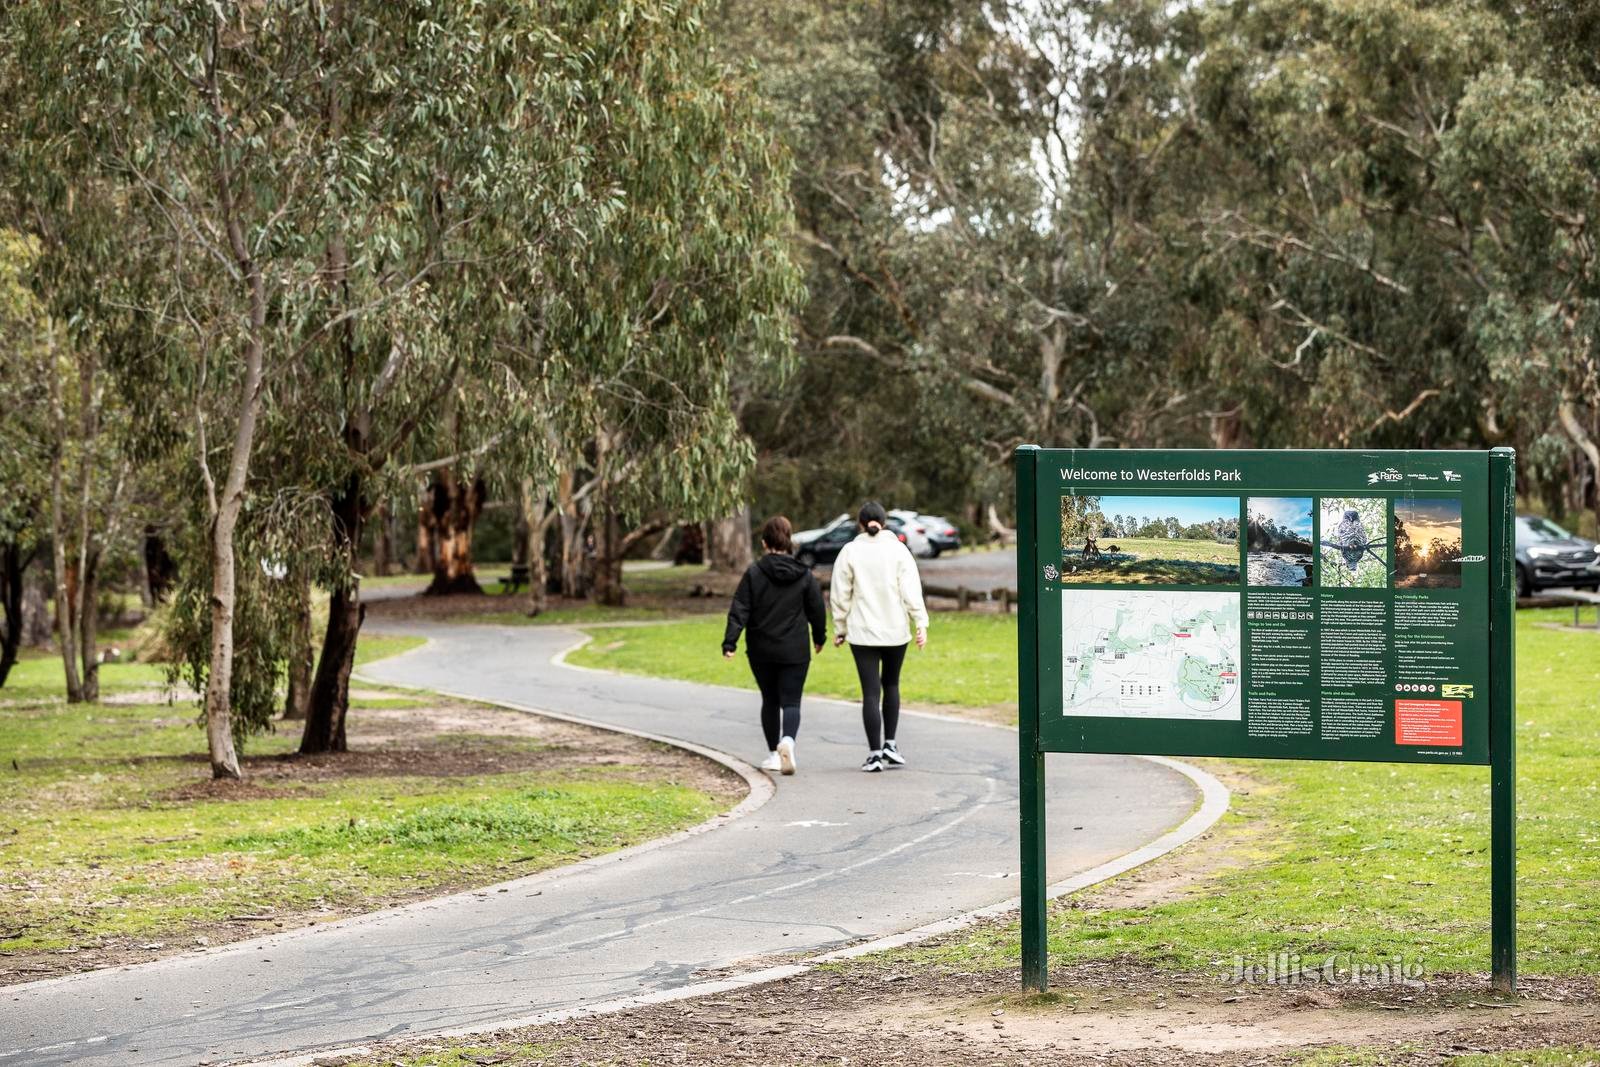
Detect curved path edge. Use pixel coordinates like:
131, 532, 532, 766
245, 630, 1230, 1067
0, 638, 775, 1005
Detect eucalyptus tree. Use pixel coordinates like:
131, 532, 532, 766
1180, 0, 1599, 521
280, 0, 800, 749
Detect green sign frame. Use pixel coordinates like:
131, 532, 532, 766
1015, 446, 1516, 992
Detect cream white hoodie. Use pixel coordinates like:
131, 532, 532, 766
831, 530, 929, 647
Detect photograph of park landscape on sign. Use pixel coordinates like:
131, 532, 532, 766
1247, 497, 1314, 586
1060, 494, 1240, 584
1395, 498, 1465, 588
1319, 497, 1390, 587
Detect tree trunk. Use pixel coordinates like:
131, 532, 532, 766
592, 502, 625, 607
1209, 407, 1252, 449
707, 506, 753, 576
413, 495, 435, 575
372, 500, 392, 577
20, 565, 50, 647
283, 568, 313, 720
673, 522, 705, 565
557, 469, 587, 598
423, 471, 486, 595
301, 477, 365, 754
48, 346, 83, 704
204, 503, 245, 779
0, 543, 25, 688
521, 478, 550, 617
143, 526, 175, 604
1558, 397, 1600, 537
76, 546, 100, 703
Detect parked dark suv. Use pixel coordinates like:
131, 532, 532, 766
793, 515, 910, 567
1515, 514, 1600, 596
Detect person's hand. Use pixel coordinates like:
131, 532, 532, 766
814, 642, 824, 655
833, 634, 846, 648
723, 649, 735, 660
915, 628, 927, 649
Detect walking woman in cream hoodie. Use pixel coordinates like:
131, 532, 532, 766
830, 502, 929, 772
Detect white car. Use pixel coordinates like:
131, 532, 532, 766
887, 510, 937, 559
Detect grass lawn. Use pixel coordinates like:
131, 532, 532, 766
569, 612, 1019, 711
0, 629, 727, 975
1061, 536, 1241, 585
572, 608, 1600, 978
898, 608, 1600, 979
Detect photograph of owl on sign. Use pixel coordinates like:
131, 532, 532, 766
1319, 497, 1389, 588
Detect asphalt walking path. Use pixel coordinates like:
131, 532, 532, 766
3, 621, 1202, 1066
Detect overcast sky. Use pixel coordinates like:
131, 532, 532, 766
1100, 495, 1238, 526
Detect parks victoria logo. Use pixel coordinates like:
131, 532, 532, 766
1441, 683, 1475, 699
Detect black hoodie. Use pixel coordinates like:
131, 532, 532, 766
722, 553, 827, 664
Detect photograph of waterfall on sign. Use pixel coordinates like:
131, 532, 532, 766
1247, 498, 1314, 586
1319, 497, 1389, 588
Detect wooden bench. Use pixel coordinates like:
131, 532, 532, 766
1531, 588, 1600, 628
500, 564, 530, 595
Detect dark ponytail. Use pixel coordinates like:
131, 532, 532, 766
858, 500, 888, 537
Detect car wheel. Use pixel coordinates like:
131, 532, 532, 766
797, 550, 815, 568
928, 545, 941, 559
1515, 565, 1532, 599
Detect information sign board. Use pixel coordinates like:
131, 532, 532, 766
1014, 447, 1517, 993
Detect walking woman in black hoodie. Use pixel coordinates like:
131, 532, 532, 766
722, 516, 826, 775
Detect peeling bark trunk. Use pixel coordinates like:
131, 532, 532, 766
706, 506, 753, 576
521, 478, 551, 617
556, 468, 586, 598
423, 471, 486, 595
283, 568, 313, 720
1558, 397, 1600, 535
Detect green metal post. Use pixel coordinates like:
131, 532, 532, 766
1489, 448, 1517, 992
1015, 445, 1048, 992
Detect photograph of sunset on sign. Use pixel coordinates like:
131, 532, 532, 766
1395, 498, 1464, 589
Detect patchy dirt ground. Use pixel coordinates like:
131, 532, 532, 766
324, 758, 1597, 1066
1, 696, 744, 986
336, 957, 1599, 1066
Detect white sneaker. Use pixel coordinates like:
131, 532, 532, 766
861, 752, 885, 773
777, 737, 797, 775
760, 751, 782, 772
881, 740, 905, 767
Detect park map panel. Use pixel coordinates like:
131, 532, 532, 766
1032, 450, 1497, 765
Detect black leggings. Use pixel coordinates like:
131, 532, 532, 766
851, 643, 908, 750
749, 659, 808, 750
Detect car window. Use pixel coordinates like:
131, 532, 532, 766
1517, 516, 1571, 544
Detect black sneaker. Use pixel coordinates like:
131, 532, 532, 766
860, 752, 885, 773
881, 741, 905, 767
